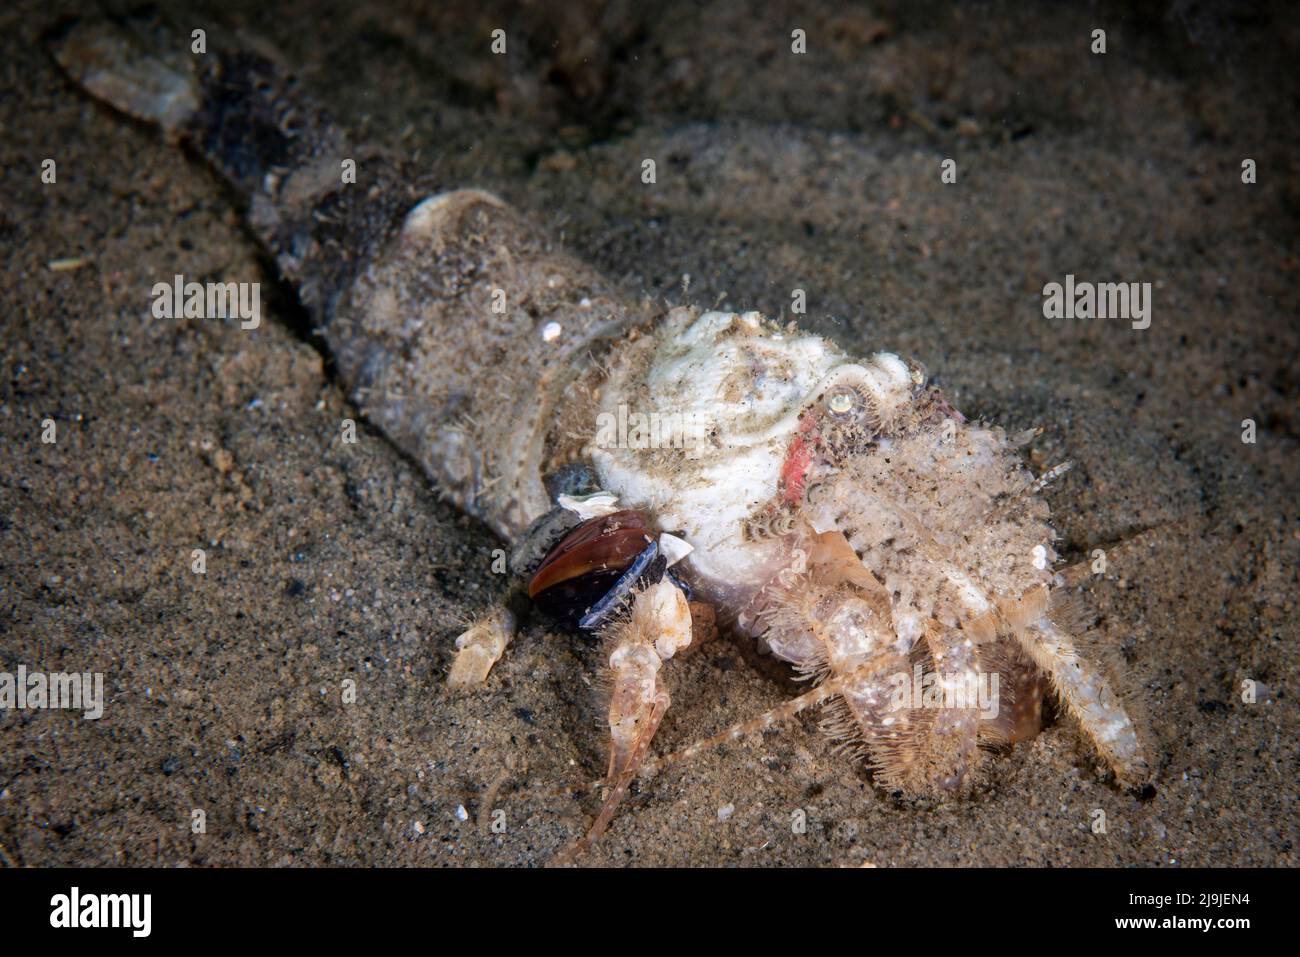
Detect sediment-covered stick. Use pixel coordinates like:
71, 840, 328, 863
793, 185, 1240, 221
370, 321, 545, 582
53, 15, 651, 539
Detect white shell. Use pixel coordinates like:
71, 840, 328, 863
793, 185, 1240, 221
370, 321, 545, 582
590, 308, 913, 599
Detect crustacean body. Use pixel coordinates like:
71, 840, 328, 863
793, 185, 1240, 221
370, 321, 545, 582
52, 14, 1151, 861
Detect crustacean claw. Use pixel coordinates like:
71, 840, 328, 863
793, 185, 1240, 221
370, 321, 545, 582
556, 580, 692, 862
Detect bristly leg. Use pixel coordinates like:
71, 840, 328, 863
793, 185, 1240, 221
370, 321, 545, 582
918, 623, 986, 790
1002, 587, 1150, 786
555, 580, 693, 862
640, 674, 848, 778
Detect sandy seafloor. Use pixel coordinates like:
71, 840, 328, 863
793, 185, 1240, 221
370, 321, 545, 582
0, 0, 1296, 867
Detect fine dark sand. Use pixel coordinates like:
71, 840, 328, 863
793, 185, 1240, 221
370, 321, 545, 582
1, 0, 1295, 866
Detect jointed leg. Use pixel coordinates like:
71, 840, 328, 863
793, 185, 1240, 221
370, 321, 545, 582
556, 580, 693, 861
920, 623, 985, 790
640, 676, 848, 778
1004, 589, 1149, 786
556, 690, 668, 863
637, 652, 926, 787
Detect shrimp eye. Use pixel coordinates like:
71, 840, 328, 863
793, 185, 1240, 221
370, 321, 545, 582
827, 389, 856, 417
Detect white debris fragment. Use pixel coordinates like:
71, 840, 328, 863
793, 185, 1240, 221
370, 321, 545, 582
717, 803, 735, 823
454, 805, 469, 822
657, 532, 694, 567
557, 490, 620, 519
447, 610, 515, 688
541, 321, 563, 342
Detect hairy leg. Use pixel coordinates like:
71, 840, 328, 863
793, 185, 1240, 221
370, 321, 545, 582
1004, 588, 1150, 786
919, 623, 986, 789
556, 581, 693, 861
